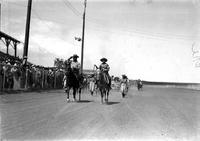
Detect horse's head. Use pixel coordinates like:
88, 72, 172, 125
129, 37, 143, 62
95, 69, 100, 81
64, 60, 72, 73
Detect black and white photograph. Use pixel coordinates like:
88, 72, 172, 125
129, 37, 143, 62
0, 0, 200, 140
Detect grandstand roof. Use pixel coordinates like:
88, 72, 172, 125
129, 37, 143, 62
0, 51, 21, 61
0, 31, 20, 43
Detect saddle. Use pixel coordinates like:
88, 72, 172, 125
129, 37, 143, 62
71, 68, 79, 79
101, 72, 110, 85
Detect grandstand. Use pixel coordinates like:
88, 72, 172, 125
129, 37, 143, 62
0, 31, 20, 57
0, 51, 22, 64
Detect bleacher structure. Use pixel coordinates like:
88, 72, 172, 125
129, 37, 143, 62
0, 31, 21, 58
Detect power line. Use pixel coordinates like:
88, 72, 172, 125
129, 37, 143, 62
7, 1, 198, 41
61, 0, 104, 26
60, 0, 196, 41
6, 2, 27, 7
32, 5, 196, 42
31, 12, 79, 47
6, 2, 80, 46
87, 19, 197, 41
62, 0, 82, 17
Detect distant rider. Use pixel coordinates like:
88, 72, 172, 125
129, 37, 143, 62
120, 75, 128, 86
120, 74, 129, 95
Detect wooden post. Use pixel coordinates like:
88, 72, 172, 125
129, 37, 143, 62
81, 0, 87, 74
2, 69, 5, 90
42, 68, 44, 89
22, 0, 32, 89
23, 0, 32, 65
13, 42, 17, 57
54, 70, 56, 88
5, 39, 10, 55
0, 3, 1, 31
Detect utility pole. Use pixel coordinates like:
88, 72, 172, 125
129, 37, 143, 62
0, 3, 1, 31
22, 0, 32, 89
23, 0, 32, 66
81, 0, 87, 74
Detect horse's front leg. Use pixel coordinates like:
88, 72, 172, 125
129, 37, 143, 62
72, 87, 77, 102
78, 88, 81, 101
103, 90, 107, 103
100, 90, 104, 104
106, 90, 109, 102
65, 87, 70, 102
95, 86, 98, 95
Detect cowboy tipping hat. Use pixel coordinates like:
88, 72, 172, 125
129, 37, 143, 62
100, 57, 107, 62
122, 74, 126, 78
72, 54, 79, 58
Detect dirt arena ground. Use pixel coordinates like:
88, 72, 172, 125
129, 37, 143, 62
0, 86, 200, 141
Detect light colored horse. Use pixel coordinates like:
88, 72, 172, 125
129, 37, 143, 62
89, 77, 97, 95
120, 78, 129, 98
94, 65, 110, 104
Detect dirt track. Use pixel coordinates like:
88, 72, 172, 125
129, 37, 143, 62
0, 86, 200, 141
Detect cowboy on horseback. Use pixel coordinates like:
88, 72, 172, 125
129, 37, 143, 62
67, 54, 81, 79
99, 57, 111, 89
64, 54, 82, 102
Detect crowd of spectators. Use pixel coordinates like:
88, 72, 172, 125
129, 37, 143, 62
0, 56, 65, 91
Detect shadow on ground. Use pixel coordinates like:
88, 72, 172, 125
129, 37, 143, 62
77, 100, 93, 103
106, 101, 120, 105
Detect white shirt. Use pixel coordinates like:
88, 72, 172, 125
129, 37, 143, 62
71, 61, 81, 71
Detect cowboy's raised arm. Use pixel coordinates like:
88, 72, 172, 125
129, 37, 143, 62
67, 56, 73, 61
77, 63, 81, 74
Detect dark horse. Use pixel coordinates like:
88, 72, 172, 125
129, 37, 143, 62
63, 60, 83, 102
96, 68, 110, 104
137, 79, 143, 91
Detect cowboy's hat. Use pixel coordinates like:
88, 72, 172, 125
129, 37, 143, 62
72, 54, 79, 58
100, 57, 107, 62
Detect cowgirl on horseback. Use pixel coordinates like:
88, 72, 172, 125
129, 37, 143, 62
99, 58, 111, 89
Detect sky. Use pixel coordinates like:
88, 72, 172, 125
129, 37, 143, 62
0, 0, 200, 82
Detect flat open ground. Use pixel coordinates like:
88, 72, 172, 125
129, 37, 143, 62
0, 86, 200, 141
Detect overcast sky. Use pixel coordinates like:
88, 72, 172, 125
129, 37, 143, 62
0, 0, 200, 82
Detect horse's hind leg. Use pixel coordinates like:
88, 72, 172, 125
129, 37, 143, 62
100, 91, 104, 104
122, 92, 125, 98
78, 88, 81, 101
65, 88, 70, 102
72, 87, 77, 102
106, 90, 109, 102
103, 90, 106, 102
